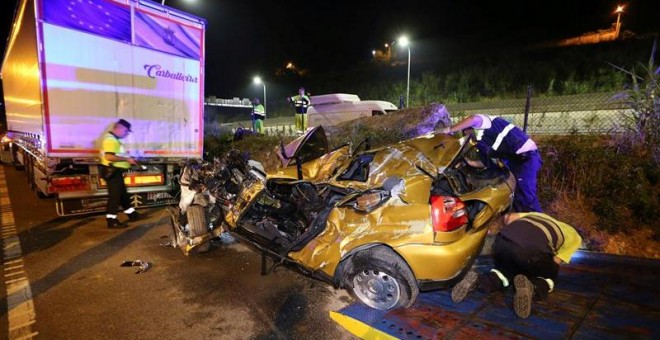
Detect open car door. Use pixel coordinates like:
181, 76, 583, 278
275, 126, 351, 182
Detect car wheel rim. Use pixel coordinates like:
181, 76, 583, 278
352, 269, 401, 310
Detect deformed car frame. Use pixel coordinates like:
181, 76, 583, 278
224, 126, 515, 310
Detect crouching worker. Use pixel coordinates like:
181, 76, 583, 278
451, 212, 582, 318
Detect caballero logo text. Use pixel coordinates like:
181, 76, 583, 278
144, 64, 198, 83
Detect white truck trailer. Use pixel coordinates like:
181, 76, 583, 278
1, 0, 206, 215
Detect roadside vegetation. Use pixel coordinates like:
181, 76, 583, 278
205, 38, 659, 259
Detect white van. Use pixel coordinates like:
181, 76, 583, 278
307, 93, 398, 127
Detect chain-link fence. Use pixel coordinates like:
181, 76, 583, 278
215, 90, 634, 137
445, 90, 630, 135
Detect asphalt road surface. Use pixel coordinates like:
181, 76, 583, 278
0, 164, 354, 339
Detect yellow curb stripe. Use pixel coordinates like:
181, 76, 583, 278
329, 311, 398, 340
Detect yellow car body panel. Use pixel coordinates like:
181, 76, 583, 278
394, 227, 490, 280
274, 145, 351, 181
228, 126, 514, 297
288, 200, 435, 277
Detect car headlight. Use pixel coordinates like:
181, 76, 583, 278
339, 190, 390, 213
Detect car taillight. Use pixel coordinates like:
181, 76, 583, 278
431, 195, 468, 232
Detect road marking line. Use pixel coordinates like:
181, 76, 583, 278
9, 320, 36, 332
3, 241, 20, 250
4, 264, 24, 271
13, 332, 40, 340
6, 277, 28, 284
0, 167, 38, 340
4, 271, 25, 278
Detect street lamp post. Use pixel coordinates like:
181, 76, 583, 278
253, 76, 267, 114
614, 5, 625, 39
398, 36, 411, 108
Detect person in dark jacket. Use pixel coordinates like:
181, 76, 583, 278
451, 212, 582, 318
445, 114, 542, 212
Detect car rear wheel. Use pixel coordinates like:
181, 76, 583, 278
345, 246, 418, 310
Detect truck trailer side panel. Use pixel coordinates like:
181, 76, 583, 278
2, 0, 43, 136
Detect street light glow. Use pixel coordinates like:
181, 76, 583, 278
615, 5, 625, 13
398, 36, 409, 47
253, 76, 262, 85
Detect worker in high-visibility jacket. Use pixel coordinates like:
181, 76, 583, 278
451, 212, 582, 319
287, 87, 311, 134
444, 114, 542, 212
100, 119, 142, 228
252, 98, 266, 134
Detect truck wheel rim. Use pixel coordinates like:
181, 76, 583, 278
353, 269, 401, 310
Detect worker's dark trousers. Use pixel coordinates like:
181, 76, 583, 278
507, 151, 542, 213
492, 234, 558, 299
103, 167, 130, 215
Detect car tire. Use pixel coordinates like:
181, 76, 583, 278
345, 246, 419, 310
12, 147, 24, 171
186, 205, 211, 253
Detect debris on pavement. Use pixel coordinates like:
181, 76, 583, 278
120, 260, 153, 274
159, 235, 176, 248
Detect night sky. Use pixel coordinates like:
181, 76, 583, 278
1, 0, 659, 99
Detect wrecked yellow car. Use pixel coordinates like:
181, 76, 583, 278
225, 126, 515, 310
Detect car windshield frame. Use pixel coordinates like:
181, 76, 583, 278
277, 126, 329, 167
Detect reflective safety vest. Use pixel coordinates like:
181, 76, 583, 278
289, 94, 311, 114
253, 104, 266, 119
501, 212, 582, 263
474, 115, 530, 156
100, 132, 130, 169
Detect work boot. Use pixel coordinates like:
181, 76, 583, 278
127, 211, 142, 221
530, 277, 551, 301
107, 218, 128, 229
477, 271, 505, 294
451, 270, 479, 303
513, 275, 534, 319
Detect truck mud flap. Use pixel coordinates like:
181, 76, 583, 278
56, 191, 177, 216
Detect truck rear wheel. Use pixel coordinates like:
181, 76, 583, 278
26, 155, 34, 189
12, 147, 24, 170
